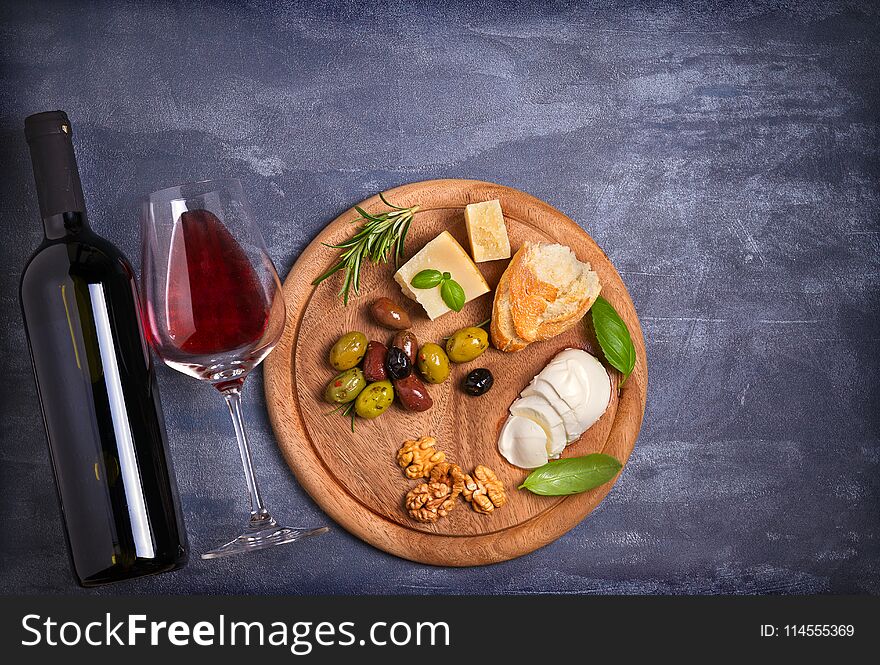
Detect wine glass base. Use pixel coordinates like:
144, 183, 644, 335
201, 520, 329, 560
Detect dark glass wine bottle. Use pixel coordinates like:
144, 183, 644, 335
19, 111, 187, 586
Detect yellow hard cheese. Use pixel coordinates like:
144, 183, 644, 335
394, 231, 490, 320
464, 199, 511, 262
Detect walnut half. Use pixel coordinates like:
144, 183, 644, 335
429, 462, 465, 499
462, 465, 507, 515
397, 436, 445, 479
405, 481, 457, 523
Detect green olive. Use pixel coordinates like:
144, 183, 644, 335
323, 368, 366, 404
417, 342, 451, 384
329, 331, 368, 370
445, 327, 489, 363
354, 380, 394, 419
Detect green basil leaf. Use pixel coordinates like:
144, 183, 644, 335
590, 296, 636, 386
440, 278, 465, 312
411, 269, 443, 289
518, 454, 622, 496
442, 271, 451, 281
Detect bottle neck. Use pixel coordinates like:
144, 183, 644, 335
25, 111, 89, 240
42, 210, 90, 240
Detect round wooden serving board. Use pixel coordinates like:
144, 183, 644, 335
265, 179, 647, 566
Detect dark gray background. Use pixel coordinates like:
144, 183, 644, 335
1, 0, 877, 594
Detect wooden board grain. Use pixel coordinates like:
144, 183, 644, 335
264, 179, 648, 566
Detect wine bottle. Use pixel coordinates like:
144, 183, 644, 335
19, 111, 188, 586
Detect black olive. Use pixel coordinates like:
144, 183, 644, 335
463, 368, 494, 396
386, 346, 412, 381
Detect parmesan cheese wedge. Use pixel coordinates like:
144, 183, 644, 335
393, 231, 490, 320
464, 199, 511, 262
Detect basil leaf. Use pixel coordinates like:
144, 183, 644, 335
518, 454, 622, 496
440, 278, 465, 311
411, 269, 443, 289
590, 296, 636, 386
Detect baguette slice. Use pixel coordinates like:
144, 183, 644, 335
491, 241, 600, 351
490, 260, 530, 352
509, 242, 600, 342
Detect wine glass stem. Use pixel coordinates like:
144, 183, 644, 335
222, 387, 270, 525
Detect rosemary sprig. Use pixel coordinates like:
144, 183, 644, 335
323, 400, 357, 432
312, 192, 419, 305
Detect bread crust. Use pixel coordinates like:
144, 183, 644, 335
490, 258, 529, 352
533, 269, 601, 340
490, 242, 600, 352
509, 245, 556, 342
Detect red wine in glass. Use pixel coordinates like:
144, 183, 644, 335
165, 209, 270, 390
142, 178, 328, 558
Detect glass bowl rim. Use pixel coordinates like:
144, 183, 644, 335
145, 177, 243, 201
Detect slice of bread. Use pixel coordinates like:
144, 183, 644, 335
491, 241, 601, 351
490, 259, 529, 352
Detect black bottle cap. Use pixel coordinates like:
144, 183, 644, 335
25, 110, 73, 142
24, 110, 86, 218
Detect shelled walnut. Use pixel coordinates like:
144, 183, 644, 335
405, 481, 457, 523
462, 465, 507, 515
397, 436, 445, 479
397, 437, 506, 523
429, 462, 465, 498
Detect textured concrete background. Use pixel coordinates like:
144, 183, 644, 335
1, 0, 878, 594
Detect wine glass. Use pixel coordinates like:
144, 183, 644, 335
141, 178, 328, 559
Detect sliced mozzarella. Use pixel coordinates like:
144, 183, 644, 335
497, 348, 613, 470
497, 415, 549, 469
553, 347, 596, 365
539, 348, 611, 437
578, 351, 611, 428
538, 357, 589, 413
509, 394, 567, 457
521, 378, 581, 443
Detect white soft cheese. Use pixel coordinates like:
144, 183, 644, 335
521, 378, 581, 444
572, 350, 611, 429
498, 415, 549, 468
498, 348, 611, 469
509, 394, 568, 457
540, 355, 590, 412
